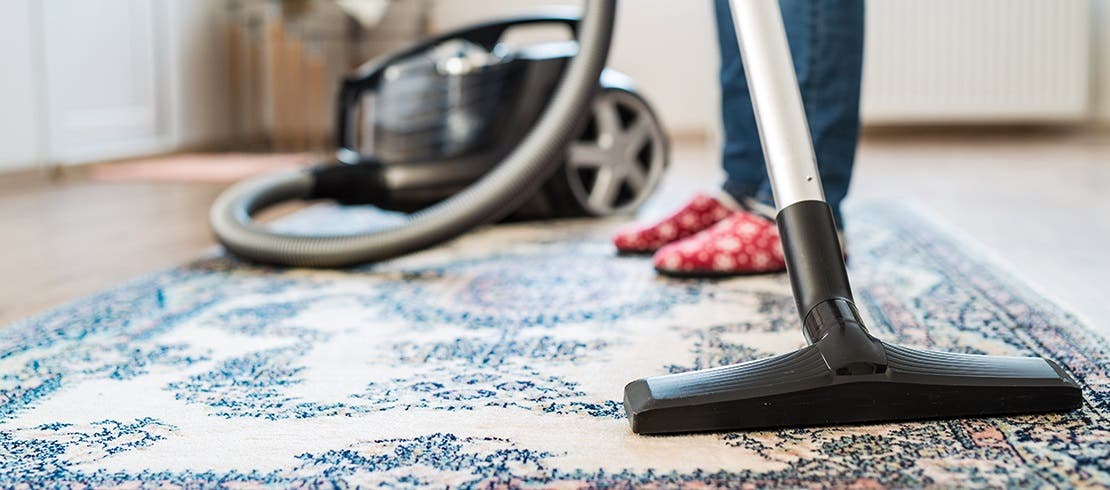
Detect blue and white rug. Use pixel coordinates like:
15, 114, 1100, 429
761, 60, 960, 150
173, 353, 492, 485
1, 203, 1107, 488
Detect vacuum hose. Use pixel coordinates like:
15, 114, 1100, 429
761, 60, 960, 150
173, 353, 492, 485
210, 0, 616, 267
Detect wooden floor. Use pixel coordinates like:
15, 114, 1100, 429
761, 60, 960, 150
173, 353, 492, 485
0, 173, 224, 325
854, 130, 1110, 339
3, 131, 1109, 340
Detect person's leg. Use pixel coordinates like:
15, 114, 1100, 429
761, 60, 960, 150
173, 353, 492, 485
615, 0, 864, 260
714, 0, 767, 205
755, 0, 864, 228
651, 0, 863, 276
812, 0, 865, 228
611, 1, 755, 255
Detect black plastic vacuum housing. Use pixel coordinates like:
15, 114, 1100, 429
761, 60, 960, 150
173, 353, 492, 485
621, 0, 1083, 434
331, 9, 668, 218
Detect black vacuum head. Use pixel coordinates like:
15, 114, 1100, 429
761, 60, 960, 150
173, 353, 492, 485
623, 299, 1083, 435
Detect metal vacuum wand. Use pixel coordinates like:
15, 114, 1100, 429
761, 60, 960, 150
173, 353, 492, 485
621, 0, 1082, 434
731, 0, 825, 209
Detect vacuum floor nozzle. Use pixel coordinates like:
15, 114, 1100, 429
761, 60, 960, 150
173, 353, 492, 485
625, 0, 1084, 436
623, 299, 1083, 435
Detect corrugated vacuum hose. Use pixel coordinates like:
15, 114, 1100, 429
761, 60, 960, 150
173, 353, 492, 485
210, 0, 617, 268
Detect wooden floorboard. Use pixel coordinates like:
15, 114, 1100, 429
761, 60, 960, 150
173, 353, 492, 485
2, 132, 1108, 340
0, 176, 223, 325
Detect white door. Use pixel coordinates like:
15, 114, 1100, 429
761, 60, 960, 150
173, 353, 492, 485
41, 0, 169, 164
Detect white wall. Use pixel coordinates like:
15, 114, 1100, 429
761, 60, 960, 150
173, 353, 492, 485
2, 0, 1107, 174
42, 0, 172, 163
0, 0, 229, 172
431, 1, 721, 136
164, 0, 232, 148
0, 0, 44, 172
1094, 0, 1110, 124
435, 0, 1110, 130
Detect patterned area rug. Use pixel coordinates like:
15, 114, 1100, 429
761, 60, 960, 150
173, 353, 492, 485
2, 203, 1107, 488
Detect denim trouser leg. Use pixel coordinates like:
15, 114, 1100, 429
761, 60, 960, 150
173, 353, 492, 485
713, 0, 864, 228
714, 0, 766, 203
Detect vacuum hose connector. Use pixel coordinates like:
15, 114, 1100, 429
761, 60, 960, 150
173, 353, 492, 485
210, 0, 617, 267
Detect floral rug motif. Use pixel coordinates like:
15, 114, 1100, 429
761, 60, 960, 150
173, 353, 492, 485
1, 203, 1107, 488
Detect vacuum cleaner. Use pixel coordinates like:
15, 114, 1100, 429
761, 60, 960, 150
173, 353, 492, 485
335, 14, 667, 219
210, 3, 665, 267
212, 0, 1082, 433
621, 0, 1083, 434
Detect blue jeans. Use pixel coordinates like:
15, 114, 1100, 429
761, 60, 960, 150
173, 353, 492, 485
714, 0, 864, 228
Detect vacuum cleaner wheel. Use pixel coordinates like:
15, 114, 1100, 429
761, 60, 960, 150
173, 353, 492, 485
558, 88, 667, 216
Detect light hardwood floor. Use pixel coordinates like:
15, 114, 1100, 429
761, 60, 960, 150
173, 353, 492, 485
2, 131, 1108, 340
853, 130, 1110, 339
0, 173, 224, 325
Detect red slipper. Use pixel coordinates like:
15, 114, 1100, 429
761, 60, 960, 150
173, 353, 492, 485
652, 210, 786, 277
612, 193, 735, 254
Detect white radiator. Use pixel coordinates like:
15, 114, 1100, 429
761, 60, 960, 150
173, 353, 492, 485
861, 0, 1091, 124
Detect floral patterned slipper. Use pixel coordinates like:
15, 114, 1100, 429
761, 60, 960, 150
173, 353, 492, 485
612, 193, 735, 254
652, 210, 787, 277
